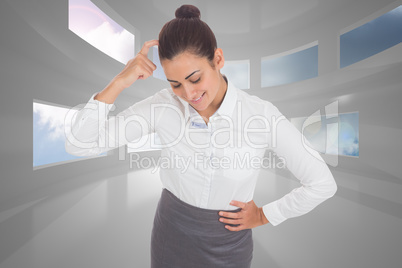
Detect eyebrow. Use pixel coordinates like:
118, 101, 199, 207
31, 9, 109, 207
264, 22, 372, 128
167, 70, 200, 83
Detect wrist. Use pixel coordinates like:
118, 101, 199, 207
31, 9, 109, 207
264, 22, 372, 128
259, 207, 269, 225
95, 78, 125, 104
110, 77, 127, 92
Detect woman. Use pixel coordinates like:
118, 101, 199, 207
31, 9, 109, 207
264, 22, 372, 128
66, 4, 337, 268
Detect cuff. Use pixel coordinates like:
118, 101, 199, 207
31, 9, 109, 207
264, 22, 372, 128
82, 92, 116, 120
262, 200, 287, 227
88, 92, 115, 109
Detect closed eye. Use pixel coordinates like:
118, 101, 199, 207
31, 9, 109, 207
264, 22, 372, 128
172, 84, 181, 88
191, 77, 201, 84
172, 77, 200, 88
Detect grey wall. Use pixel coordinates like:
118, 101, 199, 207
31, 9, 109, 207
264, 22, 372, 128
0, 0, 401, 267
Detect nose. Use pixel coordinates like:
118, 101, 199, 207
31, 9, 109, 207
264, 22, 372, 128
183, 85, 198, 100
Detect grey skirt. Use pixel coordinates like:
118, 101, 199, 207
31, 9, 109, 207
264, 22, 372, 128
151, 188, 253, 268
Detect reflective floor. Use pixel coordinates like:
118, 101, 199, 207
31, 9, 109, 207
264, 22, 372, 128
1, 166, 401, 268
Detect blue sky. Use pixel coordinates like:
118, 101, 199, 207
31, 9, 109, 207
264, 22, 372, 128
33, 102, 105, 168
261, 45, 318, 87
340, 5, 402, 68
33, 102, 82, 167
68, 0, 134, 64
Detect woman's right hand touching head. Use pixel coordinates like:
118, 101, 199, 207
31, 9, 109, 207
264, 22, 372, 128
114, 39, 159, 89
94, 40, 158, 104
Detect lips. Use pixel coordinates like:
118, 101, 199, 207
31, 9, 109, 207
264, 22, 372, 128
191, 92, 205, 104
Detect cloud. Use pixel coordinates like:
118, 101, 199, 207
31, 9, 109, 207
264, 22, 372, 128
82, 21, 135, 64
33, 103, 73, 141
342, 140, 359, 156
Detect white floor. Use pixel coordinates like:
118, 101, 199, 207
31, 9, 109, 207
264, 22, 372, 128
1, 166, 401, 268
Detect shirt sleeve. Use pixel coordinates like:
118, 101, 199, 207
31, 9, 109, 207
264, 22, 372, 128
65, 92, 155, 157
262, 103, 337, 226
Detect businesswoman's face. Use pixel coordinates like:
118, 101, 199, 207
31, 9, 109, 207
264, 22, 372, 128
161, 49, 226, 115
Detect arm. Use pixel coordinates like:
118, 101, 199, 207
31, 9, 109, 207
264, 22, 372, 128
65, 40, 159, 156
94, 39, 159, 104
219, 103, 337, 230
262, 103, 338, 226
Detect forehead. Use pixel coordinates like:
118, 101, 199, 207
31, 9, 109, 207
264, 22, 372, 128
161, 52, 211, 79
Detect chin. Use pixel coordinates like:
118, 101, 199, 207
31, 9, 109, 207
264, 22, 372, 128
189, 102, 204, 109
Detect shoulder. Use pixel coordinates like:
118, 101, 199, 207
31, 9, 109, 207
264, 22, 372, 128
135, 87, 183, 107
130, 88, 186, 119
236, 88, 277, 113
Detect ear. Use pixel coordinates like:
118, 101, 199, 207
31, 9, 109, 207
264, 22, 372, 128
214, 48, 225, 70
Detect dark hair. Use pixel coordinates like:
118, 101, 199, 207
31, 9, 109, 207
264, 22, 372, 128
158, 5, 217, 64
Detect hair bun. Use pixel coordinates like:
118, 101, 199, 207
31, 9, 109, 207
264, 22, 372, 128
175, 5, 201, 19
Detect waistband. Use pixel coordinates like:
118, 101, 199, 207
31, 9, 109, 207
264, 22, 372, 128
157, 188, 243, 236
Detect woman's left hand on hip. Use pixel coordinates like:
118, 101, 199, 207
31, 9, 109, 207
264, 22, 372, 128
219, 200, 269, 231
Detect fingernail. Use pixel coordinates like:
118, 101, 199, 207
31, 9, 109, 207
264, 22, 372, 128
219, 212, 223, 216
219, 218, 223, 222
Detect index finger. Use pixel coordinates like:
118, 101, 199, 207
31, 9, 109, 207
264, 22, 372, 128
139, 39, 159, 56
230, 200, 246, 209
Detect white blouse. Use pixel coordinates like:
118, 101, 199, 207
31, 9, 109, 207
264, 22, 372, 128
65, 80, 337, 226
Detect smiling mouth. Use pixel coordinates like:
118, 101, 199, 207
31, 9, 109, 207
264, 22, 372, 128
190, 92, 205, 103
